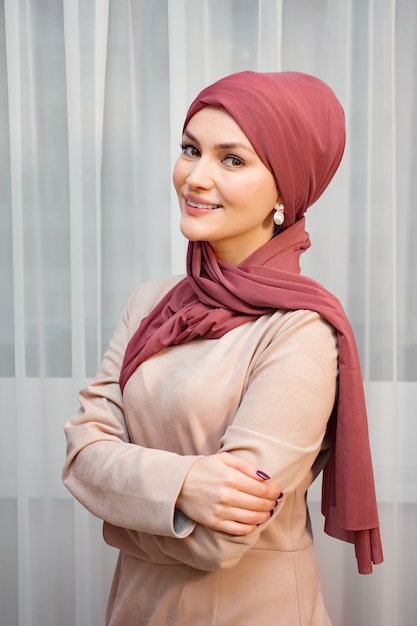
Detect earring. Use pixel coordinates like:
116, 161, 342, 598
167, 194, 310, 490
273, 204, 285, 227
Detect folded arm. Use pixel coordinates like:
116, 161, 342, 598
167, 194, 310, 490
63, 291, 337, 570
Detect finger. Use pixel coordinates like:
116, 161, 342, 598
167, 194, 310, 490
256, 470, 271, 481
216, 462, 276, 495
217, 454, 282, 499
226, 471, 282, 501
228, 488, 277, 510
217, 452, 264, 481
207, 513, 268, 535
229, 506, 273, 526
214, 520, 259, 536
210, 508, 274, 535
215, 484, 278, 515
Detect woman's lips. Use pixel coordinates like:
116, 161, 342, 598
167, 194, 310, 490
184, 196, 222, 215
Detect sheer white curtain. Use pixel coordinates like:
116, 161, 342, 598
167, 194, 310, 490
1, 0, 416, 624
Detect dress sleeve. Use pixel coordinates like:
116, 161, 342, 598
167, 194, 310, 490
220, 309, 338, 492
104, 310, 338, 570
62, 285, 200, 538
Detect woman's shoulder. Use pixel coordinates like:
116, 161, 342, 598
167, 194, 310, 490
255, 308, 338, 359
275, 308, 338, 345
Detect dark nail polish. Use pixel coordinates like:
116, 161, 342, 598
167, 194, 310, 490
269, 509, 274, 517
274, 493, 284, 508
256, 470, 270, 481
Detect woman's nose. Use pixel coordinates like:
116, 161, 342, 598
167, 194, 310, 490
185, 157, 214, 189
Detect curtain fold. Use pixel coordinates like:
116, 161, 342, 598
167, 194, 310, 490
1, 1, 416, 624
4, 2, 32, 625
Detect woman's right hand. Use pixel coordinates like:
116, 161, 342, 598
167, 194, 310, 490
176, 452, 282, 536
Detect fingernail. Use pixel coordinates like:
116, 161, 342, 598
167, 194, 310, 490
256, 470, 270, 481
274, 493, 284, 508
269, 509, 274, 517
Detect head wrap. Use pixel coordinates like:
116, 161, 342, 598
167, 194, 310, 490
183, 71, 346, 229
120, 71, 383, 574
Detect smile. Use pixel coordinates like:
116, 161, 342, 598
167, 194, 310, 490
187, 200, 222, 210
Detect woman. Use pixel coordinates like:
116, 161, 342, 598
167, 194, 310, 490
63, 71, 383, 625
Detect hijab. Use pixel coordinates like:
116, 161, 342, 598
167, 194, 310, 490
120, 71, 383, 574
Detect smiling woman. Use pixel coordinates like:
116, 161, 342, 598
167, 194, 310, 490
63, 70, 382, 626
3, 1, 416, 625
173, 106, 280, 265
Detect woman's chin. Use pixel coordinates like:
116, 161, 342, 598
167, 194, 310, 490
180, 222, 207, 243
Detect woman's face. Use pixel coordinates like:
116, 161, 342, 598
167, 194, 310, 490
173, 106, 279, 266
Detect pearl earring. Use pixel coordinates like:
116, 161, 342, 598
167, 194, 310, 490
273, 204, 285, 227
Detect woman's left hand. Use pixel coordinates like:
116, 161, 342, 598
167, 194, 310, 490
176, 452, 281, 535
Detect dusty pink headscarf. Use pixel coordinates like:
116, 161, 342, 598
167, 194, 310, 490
120, 71, 383, 574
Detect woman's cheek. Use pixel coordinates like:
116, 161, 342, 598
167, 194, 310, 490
172, 158, 187, 192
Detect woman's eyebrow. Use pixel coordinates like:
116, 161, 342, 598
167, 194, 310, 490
183, 129, 255, 154
214, 142, 255, 153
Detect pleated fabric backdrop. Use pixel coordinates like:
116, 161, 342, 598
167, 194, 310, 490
1, 0, 416, 624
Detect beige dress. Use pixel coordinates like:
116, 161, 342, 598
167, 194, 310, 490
63, 275, 338, 625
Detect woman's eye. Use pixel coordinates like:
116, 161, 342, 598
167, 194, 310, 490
180, 143, 200, 157
223, 155, 244, 167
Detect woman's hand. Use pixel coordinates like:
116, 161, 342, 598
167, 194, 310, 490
176, 452, 282, 536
